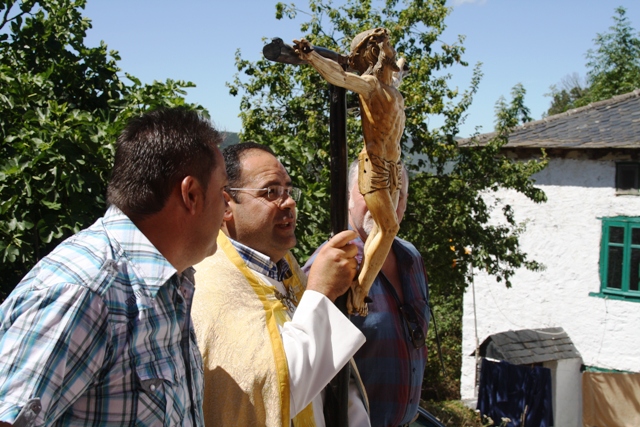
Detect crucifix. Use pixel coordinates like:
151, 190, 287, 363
263, 37, 352, 427
263, 28, 407, 425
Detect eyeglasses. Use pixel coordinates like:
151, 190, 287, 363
399, 304, 425, 349
227, 185, 301, 203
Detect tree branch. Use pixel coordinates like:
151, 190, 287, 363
0, 2, 29, 32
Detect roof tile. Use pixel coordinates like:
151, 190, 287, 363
461, 90, 640, 150
478, 327, 581, 364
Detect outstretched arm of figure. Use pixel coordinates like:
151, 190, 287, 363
392, 57, 407, 88
293, 38, 374, 96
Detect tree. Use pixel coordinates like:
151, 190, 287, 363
228, 0, 546, 400
544, 73, 588, 116
586, 6, 640, 101
408, 83, 545, 400
545, 6, 640, 115
0, 0, 203, 297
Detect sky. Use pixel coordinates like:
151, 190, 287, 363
83, 0, 640, 138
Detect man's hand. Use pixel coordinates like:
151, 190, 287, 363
292, 38, 314, 60
306, 230, 358, 302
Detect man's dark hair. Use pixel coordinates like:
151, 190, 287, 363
107, 108, 222, 220
222, 142, 275, 202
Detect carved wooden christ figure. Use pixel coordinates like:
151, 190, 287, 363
294, 28, 407, 316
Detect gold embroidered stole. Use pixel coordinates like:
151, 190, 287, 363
192, 231, 315, 427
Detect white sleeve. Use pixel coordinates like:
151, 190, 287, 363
281, 290, 366, 416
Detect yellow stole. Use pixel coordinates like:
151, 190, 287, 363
192, 231, 316, 427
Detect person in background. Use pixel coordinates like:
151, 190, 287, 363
304, 159, 430, 427
0, 108, 227, 427
192, 142, 370, 427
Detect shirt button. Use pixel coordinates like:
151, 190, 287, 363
150, 384, 157, 392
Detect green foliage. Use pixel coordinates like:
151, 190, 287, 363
494, 84, 532, 129
544, 80, 588, 117
0, 0, 203, 298
229, 0, 547, 400
422, 400, 484, 426
586, 6, 640, 101
545, 6, 640, 115
412, 84, 546, 399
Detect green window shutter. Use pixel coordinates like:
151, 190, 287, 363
606, 224, 624, 289
629, 227, 640, 292
597, 217, 640, 302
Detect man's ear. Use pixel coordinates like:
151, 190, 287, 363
223, 191, 233, 221
180, 176, 203, 215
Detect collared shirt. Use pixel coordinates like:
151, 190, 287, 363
0, 206, 204, 427
229, 238, 299, 312
230, 239, 292, 281
303, 236, 429, 427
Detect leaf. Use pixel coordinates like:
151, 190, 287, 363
41, 200, 61, 210
0, 196, 18, 214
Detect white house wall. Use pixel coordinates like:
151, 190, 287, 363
461, 157, 640, 403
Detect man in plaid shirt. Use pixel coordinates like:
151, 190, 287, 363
0, 108, 228, 426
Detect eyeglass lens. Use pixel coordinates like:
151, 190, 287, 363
267, 186, 301, 202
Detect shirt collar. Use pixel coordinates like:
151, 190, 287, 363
102, 205, 178, 297
229, 238, 292, 281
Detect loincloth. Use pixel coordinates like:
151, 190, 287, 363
358, 152, 401, 195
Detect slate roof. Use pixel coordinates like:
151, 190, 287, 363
475, 327, 582, 365
462, 89, 640, 150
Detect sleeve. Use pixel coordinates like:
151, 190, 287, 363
281, 290, 366, 416
0, 283, 109, 425
300, 243, 325, 276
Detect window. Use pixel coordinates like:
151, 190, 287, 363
594, 217, 640, 302
615, 163, 640, 195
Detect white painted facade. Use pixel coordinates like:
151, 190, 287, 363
460, 156, 640, 425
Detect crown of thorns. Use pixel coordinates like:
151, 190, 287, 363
348, 28, 389, 72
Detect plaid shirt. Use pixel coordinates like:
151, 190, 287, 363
228, 239, 299, 312
0, 206, 204, 427
303, 235, 429, 427
229, 239, 292, 281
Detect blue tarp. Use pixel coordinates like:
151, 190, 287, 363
477, 358, 554, 427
